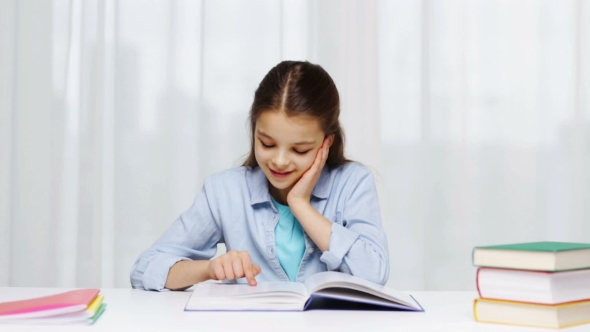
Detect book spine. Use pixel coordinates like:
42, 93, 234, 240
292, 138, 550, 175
475, 268, 482, 298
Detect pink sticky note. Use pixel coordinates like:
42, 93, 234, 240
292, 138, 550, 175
0, 289, 100, 318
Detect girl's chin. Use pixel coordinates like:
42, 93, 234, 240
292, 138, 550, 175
268, 180, 295, 190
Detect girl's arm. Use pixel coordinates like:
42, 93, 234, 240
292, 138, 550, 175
129, 179, 221, 291
287, 137, 333, 251
165, 252, 261, 290
288, 203, 332, 252
320, 167, 389, 285
288, 141, 389, 284
165, 260, 211, 290
131, 172, 262, 291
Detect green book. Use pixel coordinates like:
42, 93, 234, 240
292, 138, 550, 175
89, 303, 106, 325
473, 241, 590, 271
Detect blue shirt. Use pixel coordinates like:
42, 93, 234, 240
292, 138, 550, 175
130, 162, 390, 290
271, 197, 305, 281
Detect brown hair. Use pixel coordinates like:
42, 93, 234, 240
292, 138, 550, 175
243, 61, 350, 168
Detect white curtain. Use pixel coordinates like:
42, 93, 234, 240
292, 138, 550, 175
0, 0, 588, 290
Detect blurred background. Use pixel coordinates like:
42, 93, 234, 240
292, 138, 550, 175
0, 0, 589, 290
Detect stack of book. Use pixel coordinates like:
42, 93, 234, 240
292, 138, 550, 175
0, 289, 105, 325
472, 241, 590, 329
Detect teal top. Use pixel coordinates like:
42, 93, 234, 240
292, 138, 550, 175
271, 197, 306, 281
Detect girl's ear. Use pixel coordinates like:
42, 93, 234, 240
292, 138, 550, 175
326, 134, 335, 148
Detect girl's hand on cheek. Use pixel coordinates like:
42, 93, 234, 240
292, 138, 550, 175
287, 137, 330, 206
207, 250, 261, 286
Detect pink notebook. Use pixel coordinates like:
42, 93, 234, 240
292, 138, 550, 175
0, 289, 100, 320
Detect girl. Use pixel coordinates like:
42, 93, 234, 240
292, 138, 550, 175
130, 61, 389, 290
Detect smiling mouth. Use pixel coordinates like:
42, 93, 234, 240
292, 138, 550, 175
270, 169, 294, 179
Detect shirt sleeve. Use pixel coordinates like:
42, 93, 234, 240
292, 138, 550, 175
130, 177, 222, 291
319, 167, 390, 285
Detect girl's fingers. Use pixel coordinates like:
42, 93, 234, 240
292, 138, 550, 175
213, 264, 225, 280
318, 138, 329, 167
239, 252, 257, 286
232, 259, 244, 280
243, 268, 256, 286
305, 140, 328, 182
223, 260, 235, 280
314, 149, 322, 170
210, 251, 260, 285
317, 148, 328, 172
315, 147, 325, 171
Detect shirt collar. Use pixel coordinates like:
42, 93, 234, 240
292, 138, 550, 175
247, 166, 331, 206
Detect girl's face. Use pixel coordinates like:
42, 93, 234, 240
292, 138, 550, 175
254, 110, 325, 200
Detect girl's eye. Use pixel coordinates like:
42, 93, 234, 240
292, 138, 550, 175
261, 142, 274, 148
294, 150, 311, 155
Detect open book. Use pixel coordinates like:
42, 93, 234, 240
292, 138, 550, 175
185, 271, 423, 312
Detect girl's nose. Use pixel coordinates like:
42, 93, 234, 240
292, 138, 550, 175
272, 152, 289, 169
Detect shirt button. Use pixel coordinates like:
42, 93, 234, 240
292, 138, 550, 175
307, 248, 314, 254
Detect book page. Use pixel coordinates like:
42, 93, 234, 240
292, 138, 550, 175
193, 282, 307, 298
303, 272, 421, 310
186, 282, 309, 311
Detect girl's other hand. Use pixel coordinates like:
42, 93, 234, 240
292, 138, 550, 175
287, 136, 332, 205
207, 250, 261, 286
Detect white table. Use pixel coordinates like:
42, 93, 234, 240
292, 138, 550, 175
1, 288, 587, 331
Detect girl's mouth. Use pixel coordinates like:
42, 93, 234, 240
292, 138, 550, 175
270, 169, 294, 179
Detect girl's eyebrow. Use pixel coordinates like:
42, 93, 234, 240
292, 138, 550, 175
257, 130, 316, 145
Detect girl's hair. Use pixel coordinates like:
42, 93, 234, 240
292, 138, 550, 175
243, 61, 351, 169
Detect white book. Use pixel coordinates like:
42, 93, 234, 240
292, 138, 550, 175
185, 272, 423, 312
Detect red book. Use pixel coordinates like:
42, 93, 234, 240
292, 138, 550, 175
0, 289, 100, 320
476, 267, 590, 305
